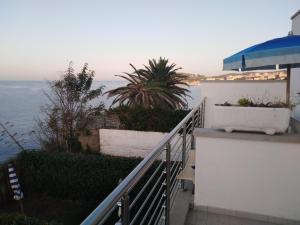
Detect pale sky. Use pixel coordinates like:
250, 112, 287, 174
0, 0, 299, 80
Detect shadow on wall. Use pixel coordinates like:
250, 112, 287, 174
291, 117, 300, 133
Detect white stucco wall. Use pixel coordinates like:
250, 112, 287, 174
194, 135, 300, 221
200, 81, 286, 128
290, 68, 300, 120
291, 13, 300, 120
99, 129, 167, 158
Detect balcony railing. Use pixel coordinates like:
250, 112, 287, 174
81, 98, 206, 225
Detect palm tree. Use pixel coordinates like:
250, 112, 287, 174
106, 58, 190, 109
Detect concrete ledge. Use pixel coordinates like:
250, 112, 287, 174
194, 128, 300, 143
193, 205, 300, 225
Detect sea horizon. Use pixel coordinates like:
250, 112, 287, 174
0, 80, 201, 162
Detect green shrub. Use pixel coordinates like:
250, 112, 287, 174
0, 165, 11, 204
17, 151, 142, 202
238, 98, 252, 106
0, 213, 60, 225
110, 106, 189, 132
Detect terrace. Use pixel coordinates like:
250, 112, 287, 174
80, 80, 300, 225
80, 11, 300, 225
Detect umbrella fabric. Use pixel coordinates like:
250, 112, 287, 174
8, 163, 24, 200
223, 35, 300, 71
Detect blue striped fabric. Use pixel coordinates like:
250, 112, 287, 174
8, 163, 24, 200
223, 35, 300, 71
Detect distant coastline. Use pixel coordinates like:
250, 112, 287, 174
183, 70, 287, 85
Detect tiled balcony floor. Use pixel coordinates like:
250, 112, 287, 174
185, 210, 284, 225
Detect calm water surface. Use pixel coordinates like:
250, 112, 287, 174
0, 80, 201, 162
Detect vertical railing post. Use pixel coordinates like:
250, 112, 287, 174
201, 99, 206, 128
199, 106, 202, 127
196, 108, 200, 127
165, 142, 171, 225
121, 193, 130, 225
191, 113, 195, 150
181, 123, 187, 190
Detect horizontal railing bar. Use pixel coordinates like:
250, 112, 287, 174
187, 125, 193, 134
186, 139, 192, 151
171, 136, 183, 161
186, 140, 191, 150
197, 111, 202, 126
170, 169, 180, 192
97, 203, 118, 225
170, 142, 183, 162
170, 167, 181, 193
139, 187, 165, 225
170, 180, 180, 208
170, 132, 181, 142
171, 163, 180, 179
169, 140, 182, 158
130, 179, 165, 225
170, 160, 181, 177
186, 135, 192, 144
130, 160, 164, 209
195, 117, 200, 127
170, 162, 181, 182
170, 135, 182, 152
186, 134, 192, 144
186, 120, 193, 131
130, 172, 165, 225
185, 148, 192, 164
170, 182, 178, 202
147, 195, 165, 225
153, 204, 164, 225
170, 183, 180, 211
81, 98, 206, 225
197, 109, 202, 123
197, 107, 203, 126
170, 177, 180, 197
80, 145, 165, 225
153, 98, 204, 142
170, 155, 182, 175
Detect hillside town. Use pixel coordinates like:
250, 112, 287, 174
184, 70, 287, 85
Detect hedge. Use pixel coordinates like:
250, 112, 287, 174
0, 213, 60, 225
110, 106, 190, 132
0, 164, 11, 204
17, 151, 142, 202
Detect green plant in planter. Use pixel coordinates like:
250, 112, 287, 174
218, 97, 290, 108
238, 98, 253, 107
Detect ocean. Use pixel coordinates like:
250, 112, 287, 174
0, 80, 201, 162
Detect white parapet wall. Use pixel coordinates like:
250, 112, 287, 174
200, 80, 286, 128
99, 129, 167, 158
194, 128, 300, 222
291, 12, 300, 120
290, 72, 300, 121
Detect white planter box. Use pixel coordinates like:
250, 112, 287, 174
213, 106, 291, 135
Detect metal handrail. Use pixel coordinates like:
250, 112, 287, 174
81, 97, 206, 225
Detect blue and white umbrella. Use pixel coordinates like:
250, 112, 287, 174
8, 163, 24, 201
223, 35, 300, 104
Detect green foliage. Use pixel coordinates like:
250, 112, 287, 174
236, 97, 288, 108
105, 57, 191, 109
0, 213, 60, 225
110, 106, 190, 132
17, 151, 141, 202
37, 62, 105, 152
238, 98, 252, 106
0, 164, 12, 204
